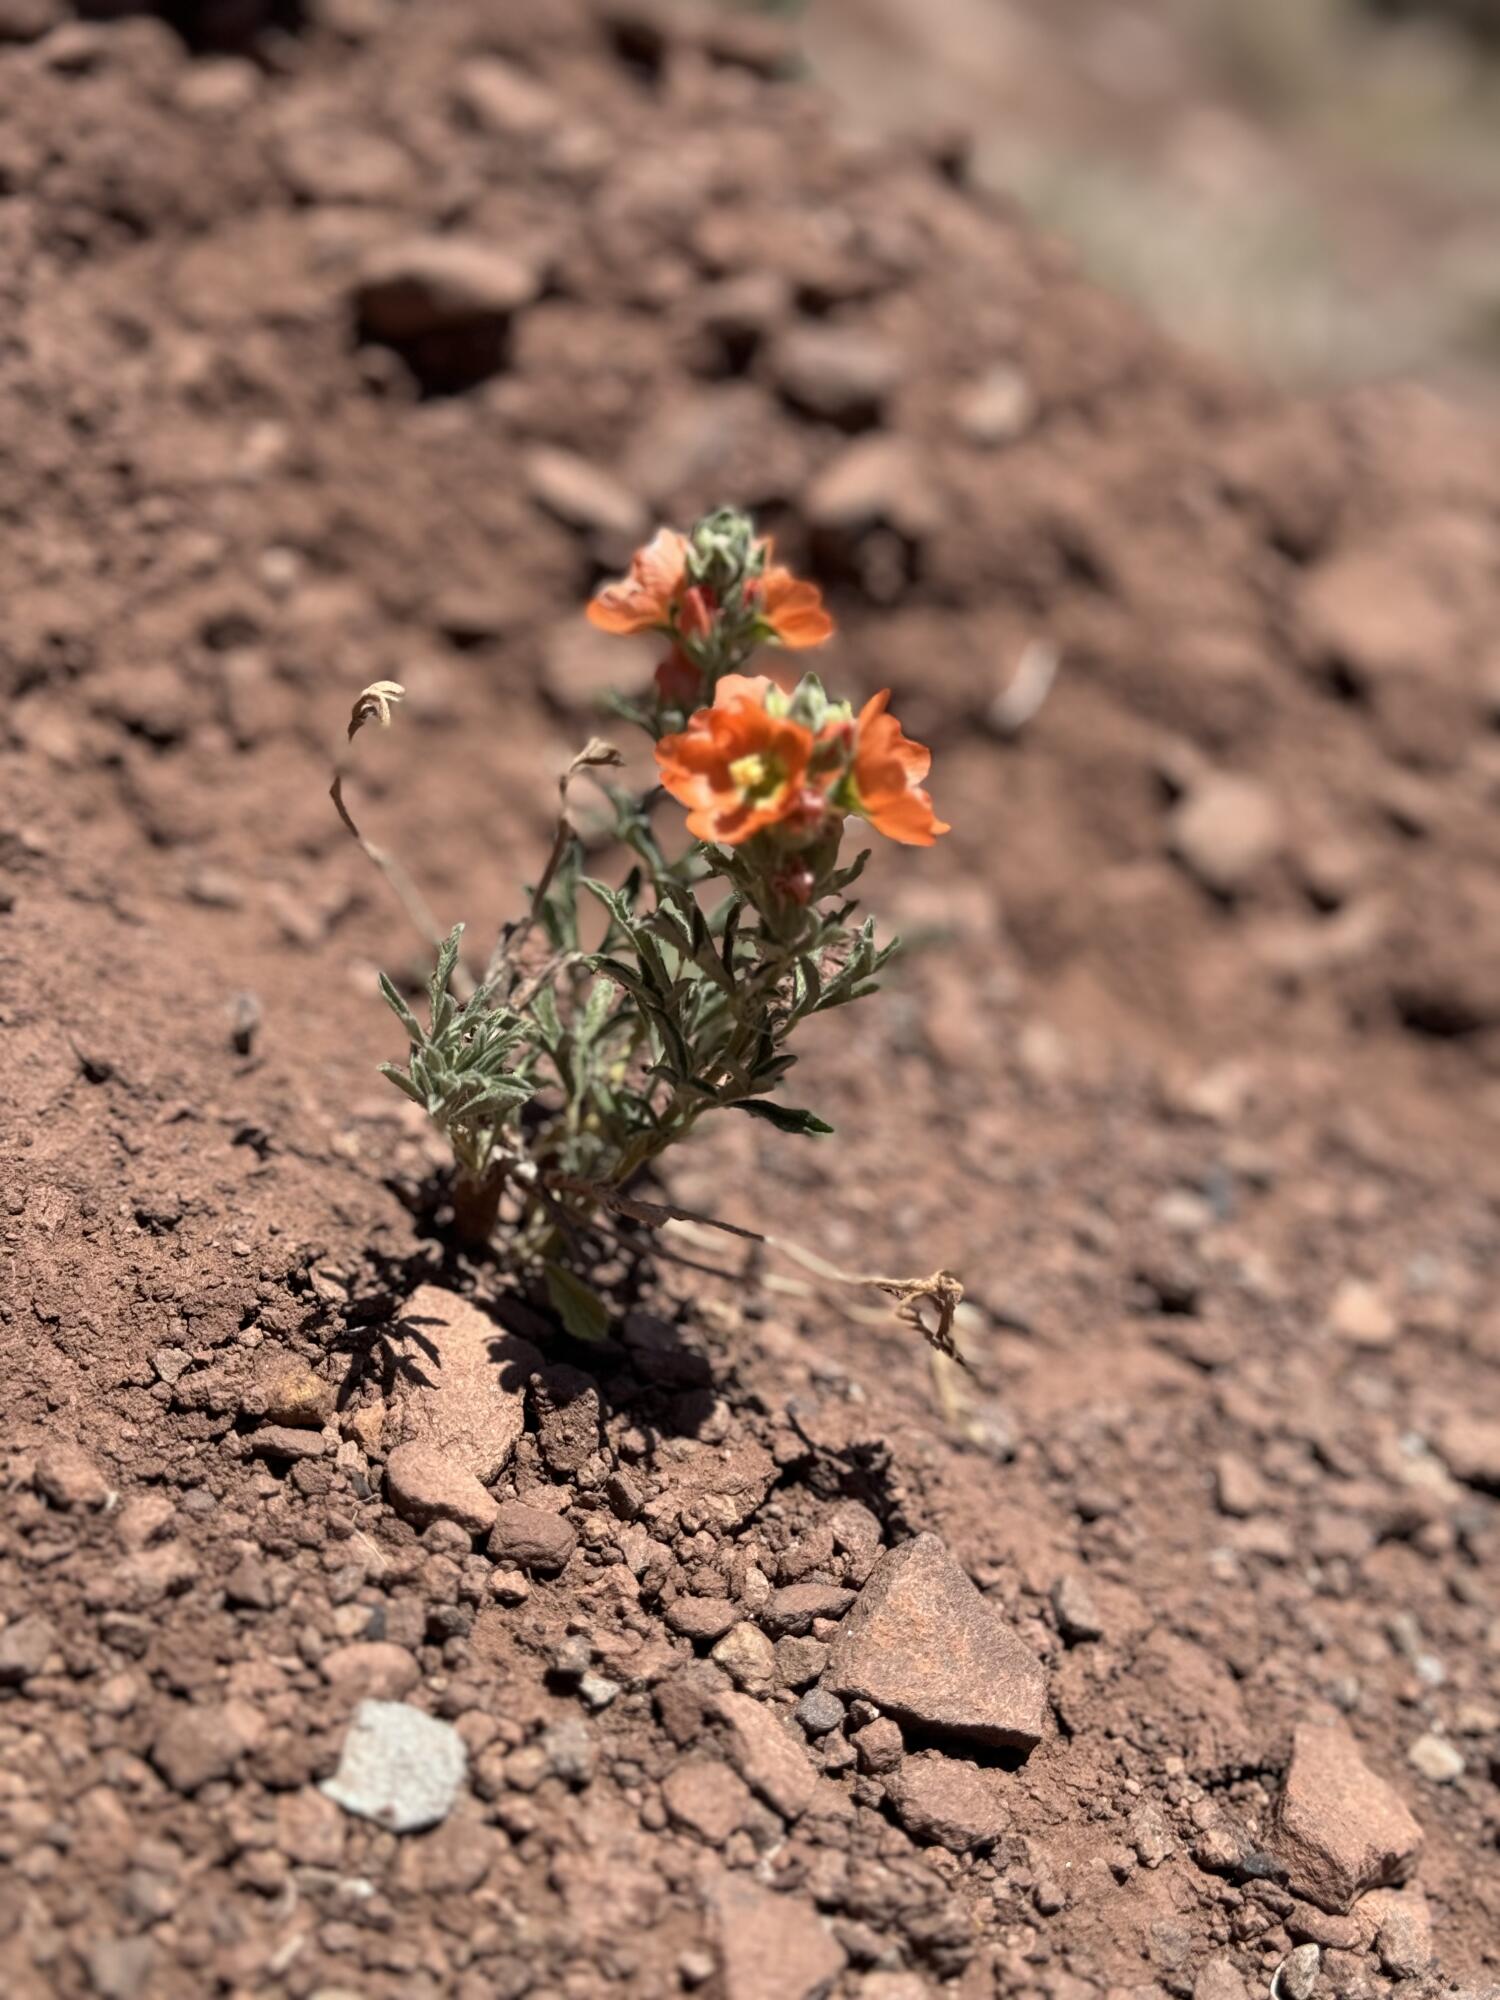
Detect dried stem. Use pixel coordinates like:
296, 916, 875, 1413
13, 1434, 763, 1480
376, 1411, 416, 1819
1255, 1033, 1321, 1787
485, 738, 623, 991
330, 682, 471, 996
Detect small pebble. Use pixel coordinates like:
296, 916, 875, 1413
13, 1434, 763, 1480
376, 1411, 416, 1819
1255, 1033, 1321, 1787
795, 1686, 845, 1736
1405, 1733, 1463, 1783
1279, 1943, 1320, 2000
322, 1700, 467, 1833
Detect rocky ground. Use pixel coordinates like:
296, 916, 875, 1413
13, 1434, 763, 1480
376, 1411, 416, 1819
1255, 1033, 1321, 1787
2, 4, 1499, 1999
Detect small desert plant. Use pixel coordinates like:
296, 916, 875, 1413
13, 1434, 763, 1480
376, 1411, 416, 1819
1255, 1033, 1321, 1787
337, 507, 956, 1344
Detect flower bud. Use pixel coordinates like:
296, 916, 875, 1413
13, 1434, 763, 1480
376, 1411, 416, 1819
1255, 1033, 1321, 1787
687, 506, 760, 595
677, 585, 716, 642
773, 859, 817, 906
654, 648, 701, 708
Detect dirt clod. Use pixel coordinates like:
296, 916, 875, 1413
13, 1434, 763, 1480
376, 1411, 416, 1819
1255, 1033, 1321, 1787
886, 1749, 1008, 1851
710, 1870, 846, 2000
33, 1439, 110, 1508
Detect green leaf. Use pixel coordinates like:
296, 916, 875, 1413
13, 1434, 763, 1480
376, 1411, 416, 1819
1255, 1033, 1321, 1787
793, 953, 823, 1013
646, 903, 695, 957
545, 1263, 611, 1344
530, 984, 563, 1050
636, 995, 691, 1082
575, 977, 618, 1048
580, 876, 633, 932
377, 973, 423, 1045
633, 927, 676, 1004
829, 848, 871, 893
731, 1100, 834, 1137
588, 953, 651, 1000
429, 925, 464, 1017
691, 940, 734, 994
599, 689, 655, 731
815, 981, 881, 1011
720, 897, 745, 977
378, 1062, 427, 1106
536, 840, 582, 952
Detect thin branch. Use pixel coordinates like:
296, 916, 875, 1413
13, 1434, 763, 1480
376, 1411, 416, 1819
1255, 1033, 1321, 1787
510, 950, 583, 1014
485, 738, 624, 990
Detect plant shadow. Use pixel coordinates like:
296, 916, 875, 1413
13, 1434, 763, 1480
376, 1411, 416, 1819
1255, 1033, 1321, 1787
320, 1199, 735, 1451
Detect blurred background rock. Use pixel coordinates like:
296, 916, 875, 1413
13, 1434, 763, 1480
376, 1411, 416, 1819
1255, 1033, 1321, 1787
726, 0, 1500, 395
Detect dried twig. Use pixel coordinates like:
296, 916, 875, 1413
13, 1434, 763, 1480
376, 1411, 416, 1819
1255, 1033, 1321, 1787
544, 1171, 764, 1242
765, 1241, 967, 1366
545, 1171, 965, 1361
330, 682, 465, 990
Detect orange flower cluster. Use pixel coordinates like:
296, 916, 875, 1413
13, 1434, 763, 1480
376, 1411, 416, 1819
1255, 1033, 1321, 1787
587, 529, 834, 651
588, 520, 946, 874
656, 675, 949, 854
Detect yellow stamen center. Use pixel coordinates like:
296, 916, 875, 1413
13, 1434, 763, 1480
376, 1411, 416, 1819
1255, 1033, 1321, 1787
729, 751, 785, 805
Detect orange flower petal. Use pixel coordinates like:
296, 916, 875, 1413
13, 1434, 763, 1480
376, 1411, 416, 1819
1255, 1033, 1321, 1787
759, 566, 834, 649
634, 526, 689, 599
862, 787, 950, 847
854, 691, 931, 783
715, 672, 781, 708
587, 528, 689, 635
850, 690, 948, 846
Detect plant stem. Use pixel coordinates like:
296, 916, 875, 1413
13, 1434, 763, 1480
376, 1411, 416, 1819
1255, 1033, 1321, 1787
451, 1164, 506, 1247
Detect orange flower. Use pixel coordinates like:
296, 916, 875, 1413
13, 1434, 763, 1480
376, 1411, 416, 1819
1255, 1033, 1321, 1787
587, 528, 689, 635
842, 691, 949, 847
750, 548, 834, 649
656, 675, 815, 845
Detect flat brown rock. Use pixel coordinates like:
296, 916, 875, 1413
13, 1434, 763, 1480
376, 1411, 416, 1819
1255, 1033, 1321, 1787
1433, 1413, 1500, 1492
761, 1581, 855, 1635
486, 1500, 576, 1574
319, 1641, 420, 1701
33, 1440, 109, 1508
1271, 1718, 1424, 1915
666, 1595, 739, 1644
826, 1533, 1048, 1751
886, 1751, 1008, 1852
661, 1757, 752, 1846
385, 1441, 498, 1536
709, 1871, 845, 2000
712, 1689, 817, 1821
354, 236, 538, 340
391, 1285, 541, 1485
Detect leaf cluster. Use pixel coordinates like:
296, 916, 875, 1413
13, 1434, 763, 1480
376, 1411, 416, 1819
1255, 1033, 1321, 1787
377, 928, 535, 1181
378, 787, 900, 1227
